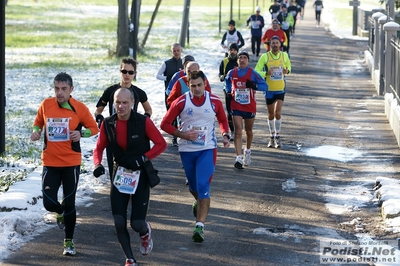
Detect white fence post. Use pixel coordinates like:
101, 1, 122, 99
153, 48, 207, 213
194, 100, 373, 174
383, 21, 400, 94
372, 12, 385, 71
379, 16, 389, 95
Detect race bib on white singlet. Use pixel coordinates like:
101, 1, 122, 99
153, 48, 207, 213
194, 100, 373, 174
235, 88, 251, 104
46, 118, 70, 142
187, 125, 208, 146
113, 166, 140, 194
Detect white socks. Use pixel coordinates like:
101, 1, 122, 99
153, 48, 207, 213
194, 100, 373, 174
275, 119, 281, 134
196, 222, 204, 228
268, 119, 282, 136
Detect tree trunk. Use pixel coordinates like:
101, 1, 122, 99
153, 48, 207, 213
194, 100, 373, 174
116, 0, 130, 57
179, 0, 191, 47
141, 0, 162, 48
130, 0, 141, 59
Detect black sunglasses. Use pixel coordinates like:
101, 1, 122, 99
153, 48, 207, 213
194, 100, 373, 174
120, 69, 136, 75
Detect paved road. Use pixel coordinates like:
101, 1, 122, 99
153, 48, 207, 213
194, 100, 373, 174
3, 5, 400, 266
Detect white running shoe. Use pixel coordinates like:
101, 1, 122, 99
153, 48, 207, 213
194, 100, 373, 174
267, 137, 275, 148
63, 239, 76, 256
140, 222, 153, 255
234, 155, 244, 169
244, 149, 251, 166
125, 259, 138, 266
230, 131, 234, 141
274, 136, 282, 148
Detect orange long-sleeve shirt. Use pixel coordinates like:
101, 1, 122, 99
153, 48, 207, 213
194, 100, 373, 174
33, 97, 99, 167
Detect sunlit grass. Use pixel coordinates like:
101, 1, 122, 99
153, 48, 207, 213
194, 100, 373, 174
331, 8, 353, 29
3, 0, 253, 190
6, 0, 251, 57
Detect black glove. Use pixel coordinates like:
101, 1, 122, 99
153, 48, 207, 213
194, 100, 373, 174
93, 164, 105, 178
96, 114, 104, 129
246, 80, 258, 90
219, 75, 225, 82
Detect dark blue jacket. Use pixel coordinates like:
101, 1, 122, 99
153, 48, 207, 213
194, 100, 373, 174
246, 14, 265, 37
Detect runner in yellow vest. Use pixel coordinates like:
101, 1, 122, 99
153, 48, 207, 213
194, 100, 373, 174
255, 36, 291, 148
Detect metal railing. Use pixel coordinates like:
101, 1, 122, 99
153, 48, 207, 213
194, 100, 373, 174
365, 5, 400, 146
368, 16, 375, 54
367, 13, 400, 103
388, 37, 400, 102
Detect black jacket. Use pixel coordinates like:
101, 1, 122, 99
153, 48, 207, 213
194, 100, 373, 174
103, 110, 150, 171
164, 57, 183, 88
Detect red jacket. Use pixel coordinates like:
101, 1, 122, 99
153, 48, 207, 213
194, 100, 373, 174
261, 28, 288, 51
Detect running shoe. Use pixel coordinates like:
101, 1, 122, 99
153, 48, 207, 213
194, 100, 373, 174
192, 200, 197, 218
267, 136, 275, 148
192, 225, 204, 243
234, 155, 244, 169
140, 222, 153, 255
230, 131, 234, 141
125, 259, 138, 266
172, 137, 178, 147
274, 136, 282, 148
56, 213, 65, 229
63, 239, 76, 256
244, 149, 251, 166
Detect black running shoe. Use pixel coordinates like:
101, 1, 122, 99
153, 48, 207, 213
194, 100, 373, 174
172, 137, 178, 146
234, 161, 244, 169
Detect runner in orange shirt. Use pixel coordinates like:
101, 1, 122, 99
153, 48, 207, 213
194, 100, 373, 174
30, 72, 98, 256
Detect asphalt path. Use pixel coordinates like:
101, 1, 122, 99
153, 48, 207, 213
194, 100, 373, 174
3, 4, 400, 266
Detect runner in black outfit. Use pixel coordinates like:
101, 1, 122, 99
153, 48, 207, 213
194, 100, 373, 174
269, 0, 281, 20
288, 1, 301, 36
94, 58, 152, 179
155, 43, 183, 109
313, 0, 324, 27
93, 88, 167, 266
219, 43, 239, 140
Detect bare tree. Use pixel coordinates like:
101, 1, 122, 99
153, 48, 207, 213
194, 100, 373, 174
130, 0, 141, 59
378, 0, 400, 10
141, 0, 162, 48
116, 0, 130, 57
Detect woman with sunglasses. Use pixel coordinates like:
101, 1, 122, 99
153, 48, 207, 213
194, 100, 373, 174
94, 57, 152, 179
